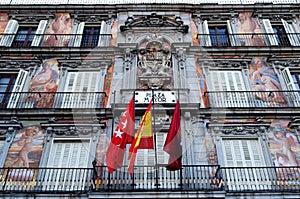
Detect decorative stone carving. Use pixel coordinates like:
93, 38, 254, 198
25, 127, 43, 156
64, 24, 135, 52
137, 34, 172, 89
120, 13, 189, 34
41, 123, 104, 136
211, 124, 269, 136
0, 60, 41, 69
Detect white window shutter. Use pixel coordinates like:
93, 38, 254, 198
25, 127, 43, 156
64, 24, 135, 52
227, 20, 236, 46
7, 69, 28, 108
211, 71, 247, 107
73, 22, 85, 47
281, 19, 300, 46
48, 140, 90, 168
202, 20, 211, 47
282, 67, 297, 90
31, 20, 48, 47
0, 19, 19, 47
98, 21, 109, 47
222, 139, 264, 167
156, 133, 168, 165
262, 19, 278, 46
62, 72, 100, 108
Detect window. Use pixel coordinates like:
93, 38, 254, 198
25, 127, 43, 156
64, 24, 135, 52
282, 68, 300, 106
129, 132, 174, 189
209, 26, 229, 47
273, 25, 289, 46
44, 139, 91, 190
0, 70, 28, 109
0, 74, 16, 108
11, 27, 36, 48
221, 138, 269, 191
81, 27, 100, 47
222, 139, 265, 167
6, 70, 28, 108
281, 19, 300, 46
59, 71, 101, 108
210, 70, 248, 107
0, 138, 6, 168
0, 19, 19, 47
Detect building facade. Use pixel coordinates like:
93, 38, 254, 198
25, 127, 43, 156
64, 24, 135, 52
0, 0, 300, 198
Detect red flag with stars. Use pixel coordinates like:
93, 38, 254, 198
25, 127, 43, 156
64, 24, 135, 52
106, 97, 135, 173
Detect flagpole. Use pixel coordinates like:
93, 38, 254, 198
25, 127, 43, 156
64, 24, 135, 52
152, 89, 159, 188
108, 90, 116, 189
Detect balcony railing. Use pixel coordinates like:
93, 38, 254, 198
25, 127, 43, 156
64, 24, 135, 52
0, 33, 112, 48
204, 90, 300, 108
219, 167, 300, 192
93, 165, 221, 191
0, 166, 299, 193
197, 33, 297, 47
0, 92, 107, 109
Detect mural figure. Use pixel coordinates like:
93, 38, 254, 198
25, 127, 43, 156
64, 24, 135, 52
4, 125, 43, 168
0, 13, 9, 35
269, 120, 300, 167
28, 59, 59, 108
42, 13, 72, 47
273, 130, 299, 166
11, 126, 40, 167
249, 57, 286, 105
236, 12, 265, 46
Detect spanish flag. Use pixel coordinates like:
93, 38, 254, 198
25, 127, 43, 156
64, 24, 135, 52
128, 100, 154, 176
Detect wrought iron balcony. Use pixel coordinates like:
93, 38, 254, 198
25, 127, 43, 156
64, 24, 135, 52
0, 92, 107, 109
0, 33, 112, 48
197, 33, 295, 47
204, 90, 300, 108
219, 166, 300, 192
0, 166, 299, 193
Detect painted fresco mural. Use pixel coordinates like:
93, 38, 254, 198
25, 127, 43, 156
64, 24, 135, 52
42, 13, 72, 47
249, 57, 287, 106
2, 125, 44, 182
190, 19, 199, 46
235, 12, 266, 46
27, 58, 60, 108
0, 13, 9, 36
110, 20, 118, 47
268, 120, 300, 166
4, 125, 44, 168
195, 58, 209, 108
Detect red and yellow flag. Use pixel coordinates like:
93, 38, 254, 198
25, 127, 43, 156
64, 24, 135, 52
128, 100, 154, 176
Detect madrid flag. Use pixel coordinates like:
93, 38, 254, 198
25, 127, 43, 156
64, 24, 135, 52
106, 97, 135, 173
128, 100, 154, 176
164, 101, 182, 171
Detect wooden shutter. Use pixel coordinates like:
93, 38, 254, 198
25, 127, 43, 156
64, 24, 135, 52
281, 19, 300, 46
73, 22, 85, 47
0, 19, 19, 47
7, 69, 28, 108
31, 20, 48, 47
262, 19, 279, 46
202, 20, 212, 47
98, 21, 109, 47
